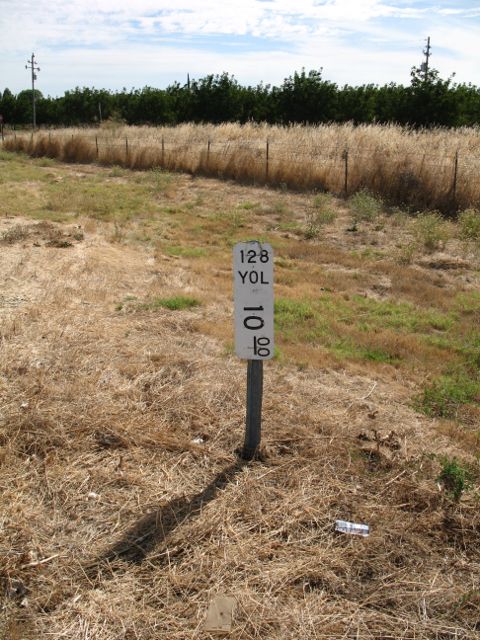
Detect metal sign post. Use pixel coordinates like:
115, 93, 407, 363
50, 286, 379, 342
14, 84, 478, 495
233, 242, 274, 460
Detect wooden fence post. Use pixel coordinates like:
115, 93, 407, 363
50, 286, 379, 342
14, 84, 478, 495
95, 136, 99, 158
125, 136, 129, 161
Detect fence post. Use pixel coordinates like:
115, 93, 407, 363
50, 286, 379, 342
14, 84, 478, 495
125, 136, 129, 161
452, 150, 459, 198
343, 148, 349, 196
207, 139, 211, 165
265, 139, 269, 181
95, 135, 99, 158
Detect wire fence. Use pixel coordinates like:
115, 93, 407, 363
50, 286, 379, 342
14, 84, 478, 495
3, 130, 479, 209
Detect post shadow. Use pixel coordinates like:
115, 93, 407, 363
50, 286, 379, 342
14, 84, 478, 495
91, 461, 246, 570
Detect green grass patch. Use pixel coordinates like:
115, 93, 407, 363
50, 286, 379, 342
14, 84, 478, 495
139, 296, 201, 311
0, 152, 167, 222
276, 221, 302, 232
331, 340, 400, 364
416, 375, 480, 418
43, 177, 161, 221
453, 292, 480, 315
275, 298, 315, 327
349, 295, 453, 333
165, 245, 208, 258
237, 201, 259, 210
272, 292, 466, 371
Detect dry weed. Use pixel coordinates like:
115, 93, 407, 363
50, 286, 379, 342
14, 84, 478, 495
1, 158, 480, 639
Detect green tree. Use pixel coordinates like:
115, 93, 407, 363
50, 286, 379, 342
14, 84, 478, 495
188, 73, 245, 123
277, 69, 338, 124
0, 88, 16, 123
407, 66, 459, 127
14, 89, 43, 124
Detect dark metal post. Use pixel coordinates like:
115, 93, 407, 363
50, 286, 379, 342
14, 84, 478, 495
242, 359, 263, 460
343, 148, 349, 196
452, 150, 459, 197
265, 139, 270, 181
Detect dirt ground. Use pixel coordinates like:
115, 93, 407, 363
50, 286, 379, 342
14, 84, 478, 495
1, 157, 480, 639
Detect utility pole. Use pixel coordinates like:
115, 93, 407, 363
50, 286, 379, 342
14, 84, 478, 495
422, 36, 431, 82
25, 53, 40, 130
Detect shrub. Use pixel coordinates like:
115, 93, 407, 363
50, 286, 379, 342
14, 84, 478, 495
0, 225, 29, 244
438, 457, 470, 501
304, 194, 336, 239
395, 242, 417, 265
458, 208, 480, 241
413, 211, 450, 252
349, 190, 383, 222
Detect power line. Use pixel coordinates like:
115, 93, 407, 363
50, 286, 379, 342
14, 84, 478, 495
25, 53, 40, 130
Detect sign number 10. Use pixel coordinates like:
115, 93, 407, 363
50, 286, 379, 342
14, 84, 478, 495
233, 242, 274, 360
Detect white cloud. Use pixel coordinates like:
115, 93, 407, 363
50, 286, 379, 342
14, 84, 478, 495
0, 0, 426, 47
0, 1, 478, 94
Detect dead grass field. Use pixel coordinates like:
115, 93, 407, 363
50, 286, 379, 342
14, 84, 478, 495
1, 149, 480, 639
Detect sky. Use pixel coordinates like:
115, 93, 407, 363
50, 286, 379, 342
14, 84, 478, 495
0, 1, 479, 97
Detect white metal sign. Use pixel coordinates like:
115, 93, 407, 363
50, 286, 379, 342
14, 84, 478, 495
233, 241, 274, 360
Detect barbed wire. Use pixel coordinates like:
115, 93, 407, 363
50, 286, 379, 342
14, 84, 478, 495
12, 132, 480, 163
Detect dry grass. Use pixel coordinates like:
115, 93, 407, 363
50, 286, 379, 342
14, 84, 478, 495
1, 153, 480, 639
4, 122, 480, 213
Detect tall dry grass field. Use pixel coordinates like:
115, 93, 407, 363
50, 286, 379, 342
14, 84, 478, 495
4, 122, 480, 213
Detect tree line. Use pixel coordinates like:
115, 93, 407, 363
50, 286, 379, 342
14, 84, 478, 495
1, 67, 480, 129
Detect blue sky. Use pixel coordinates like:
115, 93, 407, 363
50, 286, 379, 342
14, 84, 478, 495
0, 1, 479, 97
